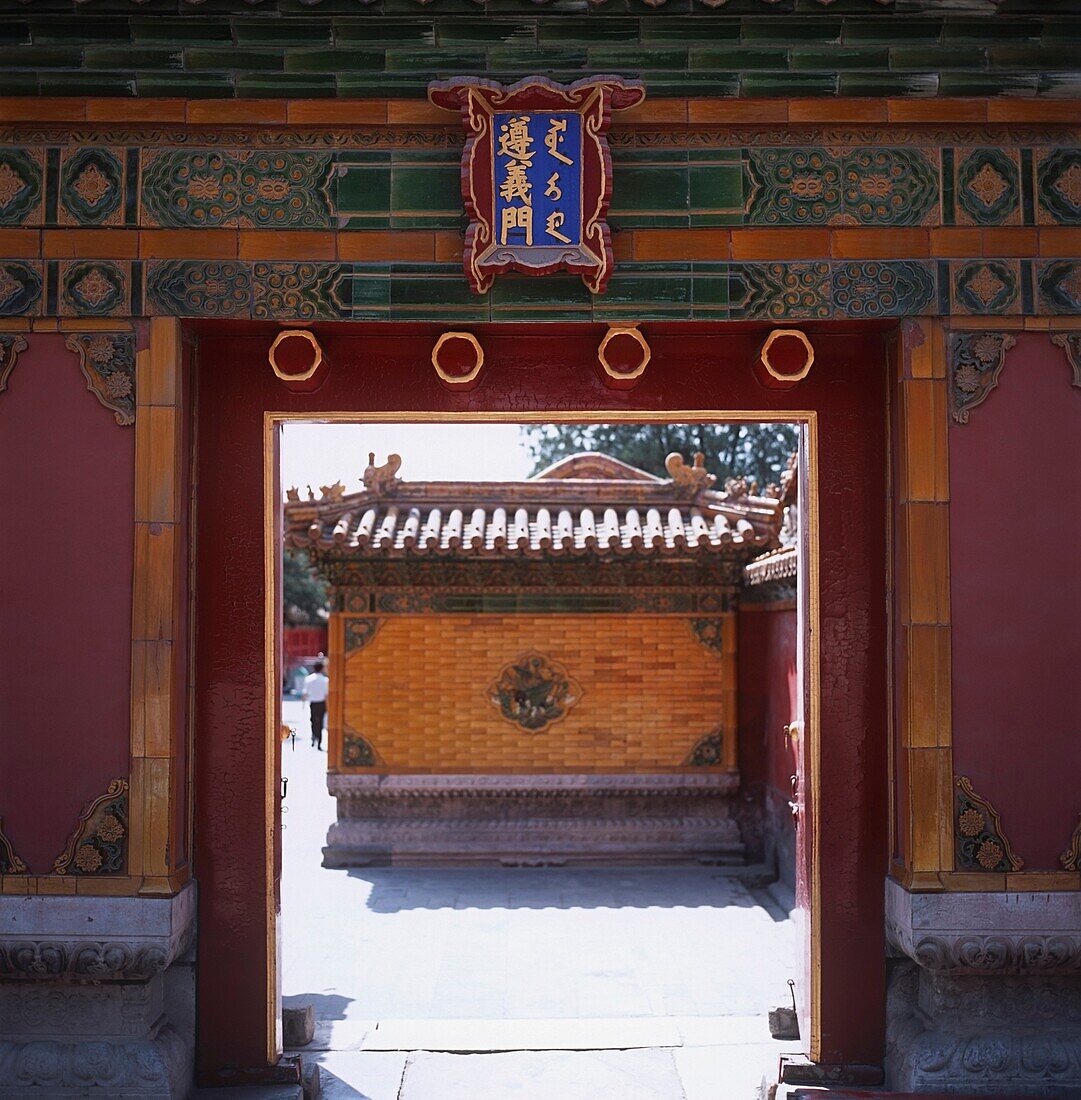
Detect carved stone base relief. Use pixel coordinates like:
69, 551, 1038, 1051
0, 882, 196, 981
0, 976, 163, 1038
0, 884, 196, 1097
886, 877, 1081, 975
325, 773, 743, 866
886, 878, 1081, 1096
887, 960, 1081, 1097
0, 1026, 190, 1098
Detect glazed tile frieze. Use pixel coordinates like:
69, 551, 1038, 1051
2, 256, 1080, 322
0, 133, 1078, 320
0, 142, 1077, 231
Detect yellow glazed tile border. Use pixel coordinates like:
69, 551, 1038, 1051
895, 320, 955, 882
130, 317, 188, 896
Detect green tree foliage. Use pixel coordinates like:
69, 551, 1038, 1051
522, 422, 799, 488
283, 549, 329, 625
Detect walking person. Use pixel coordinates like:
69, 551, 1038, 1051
302, 660, 329, 750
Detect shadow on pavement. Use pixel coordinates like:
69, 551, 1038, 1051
348, 866, 777, 913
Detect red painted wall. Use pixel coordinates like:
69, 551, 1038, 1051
193, 321, 889, 1076
950, 334, 1081, 870
283, 626, 328, 672
739, 605, 799, 796
0, 335, 132, 872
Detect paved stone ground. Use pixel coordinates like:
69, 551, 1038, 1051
280, 699, 803, 1099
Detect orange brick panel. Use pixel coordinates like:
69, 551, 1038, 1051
886, 98, 987, 123
340, 614, 737, 773
634, 229, 731, 262
43, 229, 140, 259
139, 230, 238, 260
338, 231, 437, 263
186, 100, 287, 125
831, 229, 930, 260
237, 230, 337, 261
730, 229, 831, 261
984, 228, 1038, 257
930, 228, 983, 258
286, 99, 388, 125
789, 98, 888, 123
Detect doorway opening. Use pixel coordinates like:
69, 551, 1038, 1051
191, 321, 890, 1086
274, 415, 809, 1095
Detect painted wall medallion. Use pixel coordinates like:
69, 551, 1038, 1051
685, 730, 725, 767
342, 726, 379, 768
344, 617, 381, 655
486, 651, 582, 733
428, 76, 645, 295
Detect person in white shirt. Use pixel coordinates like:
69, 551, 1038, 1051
301, 660, 329, 750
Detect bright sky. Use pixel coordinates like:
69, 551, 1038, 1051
280, 422, 535, 495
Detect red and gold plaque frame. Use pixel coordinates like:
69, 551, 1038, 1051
429, 76, 645, 295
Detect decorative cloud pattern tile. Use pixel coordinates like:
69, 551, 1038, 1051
953, 260, 1019, 315
141, 149, 335, 228
1037, 148, 1081, 225
59, 147, 125, 227
61, 261, 128, 316
0, 148, 44, 227
147, 259, 253, 317
955, 148, 1021, 226
0, 261, 42, 316
746, 146, 937, 227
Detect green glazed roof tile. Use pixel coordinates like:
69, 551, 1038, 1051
233, 20, 335, 46
790, 46, 890, 71
131, 18, 232, 43
285, 50, 385, 72
186, 48, 285, 71
436, 19, 537, 45
689, 47, 788, 71
84, 47, 184, 69
0, 5, 1078, 101
237, 73, 337, 96
0, 21, 29, 43
334, 20, 436, 45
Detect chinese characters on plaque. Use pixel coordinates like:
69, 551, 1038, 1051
428, 76, 646, 295
494, 112, 582, 251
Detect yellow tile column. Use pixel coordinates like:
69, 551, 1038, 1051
129, 318, 189, 897
895, 318, 954, 890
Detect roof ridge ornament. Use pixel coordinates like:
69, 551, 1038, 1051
665, 451, 716, 494
362, 452, 403, 496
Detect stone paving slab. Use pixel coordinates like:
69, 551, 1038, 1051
675, 1043, 798, 1100
314, 1052, 409, 1100
362, 1016, 683, 1052
399, 1049, 686, 1100
280, 713, 796, 1025
279, 699, 803, 1099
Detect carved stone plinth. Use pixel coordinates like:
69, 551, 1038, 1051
0, 882, 196, 1098
885, 877, 1081, 1096
325, 773, 744, 866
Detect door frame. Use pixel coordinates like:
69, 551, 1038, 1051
189, 321, 890, 1082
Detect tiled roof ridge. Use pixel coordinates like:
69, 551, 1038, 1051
531, 451, 663, 484
286, 450, 783, 510
283, 450, 785, 559
290, 478, 782, 507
